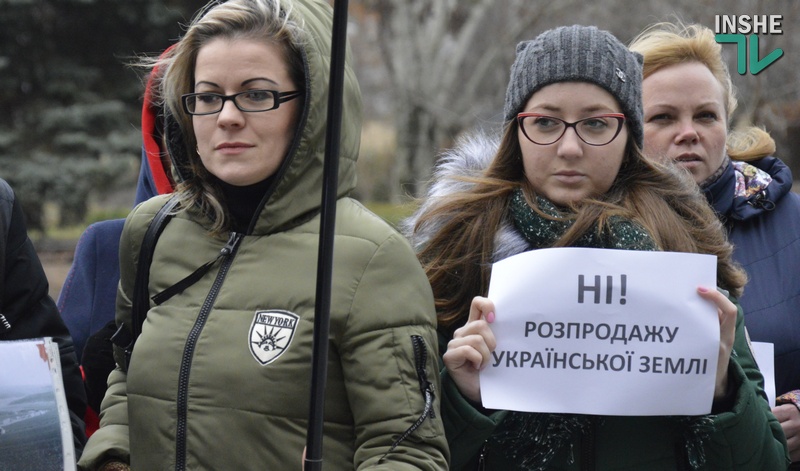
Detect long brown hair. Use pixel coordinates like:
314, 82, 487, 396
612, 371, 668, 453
414, 119, 746, 329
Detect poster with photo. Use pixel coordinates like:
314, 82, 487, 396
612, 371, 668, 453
0, 338, 75, 471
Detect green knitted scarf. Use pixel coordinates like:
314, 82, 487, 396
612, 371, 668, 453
495, 188, 713, 470
508, 187, 656, 251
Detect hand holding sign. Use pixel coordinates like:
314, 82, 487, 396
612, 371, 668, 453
443, 296, 497, 403
697, 286, 737, 400
481, 247, 722, 416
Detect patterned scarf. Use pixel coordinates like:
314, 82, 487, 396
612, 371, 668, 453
701, 156, 772, 200
508, 187, 657, 251
732, 160, 772, 198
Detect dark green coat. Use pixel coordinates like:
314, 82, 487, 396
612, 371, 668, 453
441, 301, 789, 470
409, 135, 789, 471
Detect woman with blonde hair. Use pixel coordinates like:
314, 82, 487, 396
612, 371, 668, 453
76, 0, 448, 469
632, 21, 800, 464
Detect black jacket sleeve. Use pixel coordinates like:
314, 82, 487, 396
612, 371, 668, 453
0, 184, 88, 457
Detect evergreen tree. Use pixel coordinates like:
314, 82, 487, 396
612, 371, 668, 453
0, 0, 198, 231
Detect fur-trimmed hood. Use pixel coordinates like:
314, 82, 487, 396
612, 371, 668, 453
402, 132, 530, 262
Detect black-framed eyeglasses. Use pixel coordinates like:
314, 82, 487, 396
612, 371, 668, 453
517, 113, 626, 146
182, 89, 302, 116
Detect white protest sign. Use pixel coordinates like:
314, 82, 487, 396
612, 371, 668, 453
751, 341, 775, 408
482, 247, 719, 416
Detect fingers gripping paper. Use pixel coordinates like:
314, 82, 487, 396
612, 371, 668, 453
482, 247, 719, 416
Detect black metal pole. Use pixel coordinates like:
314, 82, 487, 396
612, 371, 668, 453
305, 1, 349, 470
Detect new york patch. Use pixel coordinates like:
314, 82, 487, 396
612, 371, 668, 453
249, 310, 299, 365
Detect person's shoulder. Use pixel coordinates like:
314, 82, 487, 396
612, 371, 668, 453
79, 219, 127, 244
119, 194, 175, 246
769, 184, 800, 216
335, 198, 405, 242
0, 179, 16, 240
781, 188, 800, 207
131, 193, 174, 213
0, 178, 14, 218
331, 198, 425, 269
775, 190, 800, 234
0, 178, 12, 201
125, 194, 174, 225
67, 219, 126, 277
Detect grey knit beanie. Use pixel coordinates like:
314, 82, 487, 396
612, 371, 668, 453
504, 25, 644, 148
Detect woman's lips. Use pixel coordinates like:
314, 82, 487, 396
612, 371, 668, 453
554, 171, 585, 184
215, 142, 254, 155
674, 153, 703, 168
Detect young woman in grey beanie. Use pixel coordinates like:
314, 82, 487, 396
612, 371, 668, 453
405, 24, 789, 470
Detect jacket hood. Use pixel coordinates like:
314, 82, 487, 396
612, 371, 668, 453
704, 156, 794, 222
402, 132, 530, 262
164, 0, 361, 235
137, 49, 177, 205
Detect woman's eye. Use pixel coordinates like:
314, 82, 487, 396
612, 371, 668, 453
582, 118, 608, 129
648, 113, 671, 122
533, 117, 559, 128
243, 90, 271, 102
197, 94, 220, 104
696, 111, 718, 122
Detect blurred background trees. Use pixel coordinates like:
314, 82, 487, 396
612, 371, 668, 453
356, 0, 800, 201
0, 0, 199, 231
2, 0, 798, 232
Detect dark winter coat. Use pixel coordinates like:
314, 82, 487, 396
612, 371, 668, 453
406, 135, 789, 470
703, 156, 800, 397
58, 57, 175, 363
0, 177, 88, 456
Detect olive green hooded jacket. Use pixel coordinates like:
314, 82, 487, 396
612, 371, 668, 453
78, 0, 448, 469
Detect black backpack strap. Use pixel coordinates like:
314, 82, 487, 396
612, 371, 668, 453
111, 195, 180, 371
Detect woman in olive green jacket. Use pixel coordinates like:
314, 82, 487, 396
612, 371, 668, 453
78, 1, 448, 469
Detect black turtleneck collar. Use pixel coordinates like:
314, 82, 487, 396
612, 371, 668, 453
211, 174, 275, 233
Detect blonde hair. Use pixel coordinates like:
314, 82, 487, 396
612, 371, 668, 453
630, 22, 775, 162
147, 0, 306, 236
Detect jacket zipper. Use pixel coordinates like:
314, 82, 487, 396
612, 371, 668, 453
477, 440, 488, 470
378, 335, 436, 463
411, 334, 436, 419
175, 232, 243, 471
581, 416, 597, 471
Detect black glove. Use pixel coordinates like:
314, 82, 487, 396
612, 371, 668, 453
81, 320, 118, 413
